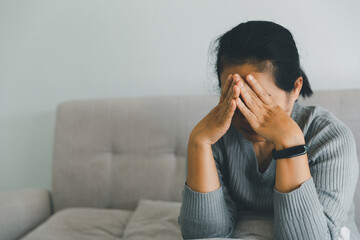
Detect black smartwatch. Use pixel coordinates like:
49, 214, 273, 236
272, 144, 308, 160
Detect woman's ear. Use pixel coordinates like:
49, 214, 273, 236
292, 76, 303, 101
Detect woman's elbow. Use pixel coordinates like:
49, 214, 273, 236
178, 215, 234, 239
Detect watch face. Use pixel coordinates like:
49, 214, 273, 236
289, 145, 306, 154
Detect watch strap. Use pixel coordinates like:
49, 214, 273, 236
272, 144, 308, 160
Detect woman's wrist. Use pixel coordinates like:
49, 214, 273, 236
188, 132, 211, 148
274, 132, 305, 151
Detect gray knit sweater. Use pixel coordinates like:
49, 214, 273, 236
178, 100, 360, 240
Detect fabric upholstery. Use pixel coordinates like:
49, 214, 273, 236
20, 208, 133, 240
0, 188, 52, 240
231, 210, 274, 239
51, 95, 218, 212
46, 89, 360, 238
21, 199, 278, 240
122, 199, 182, 240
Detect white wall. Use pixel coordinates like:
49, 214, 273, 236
1, 0, 359, 192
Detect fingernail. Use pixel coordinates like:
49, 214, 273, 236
239, 80, 243, 87
237, 98, 241, 104
248, 75, 254, 81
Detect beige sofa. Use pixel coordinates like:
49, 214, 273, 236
0, 89, 359, 240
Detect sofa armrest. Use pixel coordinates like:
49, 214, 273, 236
0, 188, 52, 240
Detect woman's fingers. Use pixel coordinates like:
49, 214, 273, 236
219, 74, 233, 104
225, 99, 237, 119
245, 74, 274, 105
232, 75, 241, 99
236, 97, 258, 128
224, 75, 237, 106
237, 75, 262, 113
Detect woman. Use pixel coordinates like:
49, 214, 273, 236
178, 21, 360, 240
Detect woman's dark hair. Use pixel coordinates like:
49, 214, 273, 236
212, 20, 313, 99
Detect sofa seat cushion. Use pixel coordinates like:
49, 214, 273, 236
122, 199, 273, 240
20, 208, 133, 240
231, 210, 274, 239
19, 200, 275, 240
122, 198, 183, 240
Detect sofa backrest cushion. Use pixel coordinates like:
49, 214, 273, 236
52, 95, 218, 212
52, 89, 360, 226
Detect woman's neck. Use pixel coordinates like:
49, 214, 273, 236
252, 141, 275, 161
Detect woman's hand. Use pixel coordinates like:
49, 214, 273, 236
234, 74, 304, 148
190, 73, 241, 145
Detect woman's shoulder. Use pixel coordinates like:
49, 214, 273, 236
296, 103, 353, 138
297, 103, 356, 161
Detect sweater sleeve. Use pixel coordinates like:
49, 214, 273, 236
178, 137, 239, 239
273, 121, 359, 240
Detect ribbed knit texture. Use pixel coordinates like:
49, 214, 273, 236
178, 101, 360, 240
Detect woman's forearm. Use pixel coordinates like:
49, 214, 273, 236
186, 134, 221, 193
274, 133, 312, 193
